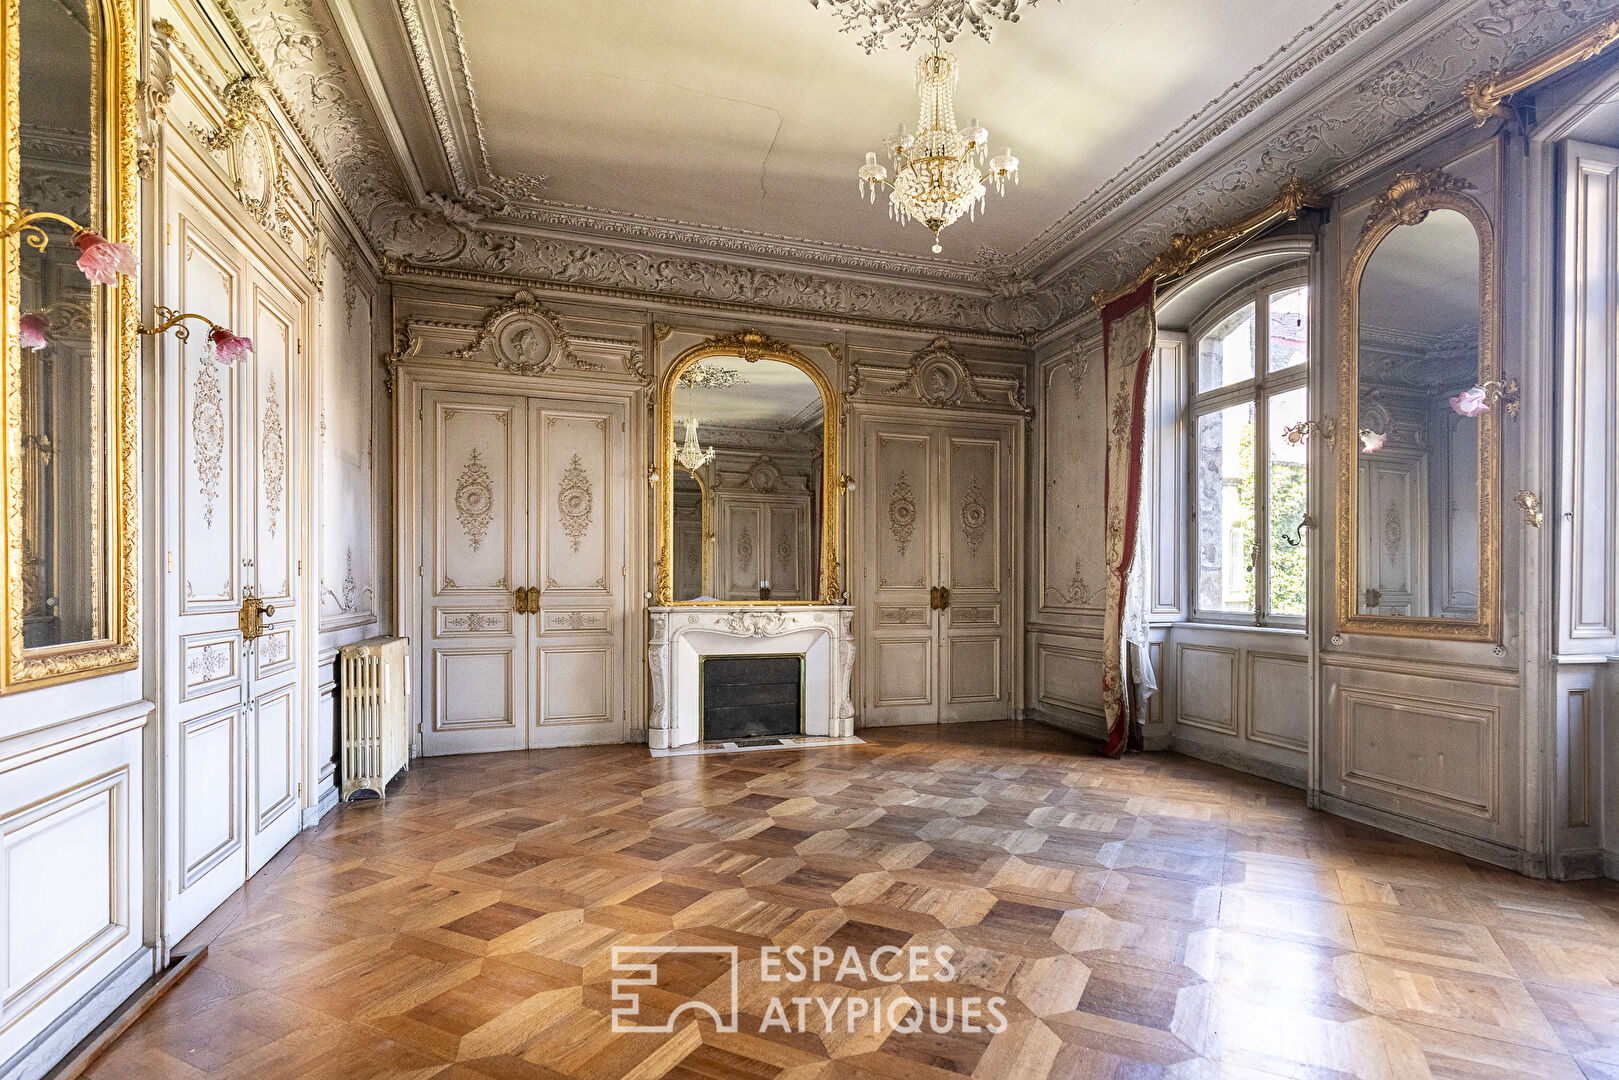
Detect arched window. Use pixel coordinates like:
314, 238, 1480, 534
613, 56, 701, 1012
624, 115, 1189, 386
1185, 266, 1309, 626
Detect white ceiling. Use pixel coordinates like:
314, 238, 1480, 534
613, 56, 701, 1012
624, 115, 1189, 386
1359, 208, 1481, 339
368, 0, 1349, 264
670, 356, 823, 431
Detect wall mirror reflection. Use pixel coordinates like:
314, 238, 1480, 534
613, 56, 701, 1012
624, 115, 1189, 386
18, 0, 104, 651
667, 355, 824, 602
1341, 175, 1499, 641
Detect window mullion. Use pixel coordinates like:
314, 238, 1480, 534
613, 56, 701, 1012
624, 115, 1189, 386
1253, 387, 1269, 624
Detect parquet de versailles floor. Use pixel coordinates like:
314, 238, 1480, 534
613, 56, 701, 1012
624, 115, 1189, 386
82, 721, 1619, 1080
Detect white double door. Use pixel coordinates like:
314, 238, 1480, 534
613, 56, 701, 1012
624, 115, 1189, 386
860, 418, 1015, 725
418, 389, 628, 754
161, 183, 306, 941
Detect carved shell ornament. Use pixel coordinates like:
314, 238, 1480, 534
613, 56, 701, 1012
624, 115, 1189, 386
1359, 170, 1475, 242
889, 472, 918, 555
455, 449, 495, 550
557, 454, 594, 552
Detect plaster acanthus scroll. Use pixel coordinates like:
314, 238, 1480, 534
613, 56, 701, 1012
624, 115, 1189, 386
557, 454, 593, 552
262, 375, 286, 538
718, 609, 792, 637
809, 0, 1057, 52
191, 361, 225, 530
455, 448, 494, 550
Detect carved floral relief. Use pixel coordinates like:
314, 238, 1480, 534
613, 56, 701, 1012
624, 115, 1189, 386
455, 448, 495, 551
557, 453, 593, 552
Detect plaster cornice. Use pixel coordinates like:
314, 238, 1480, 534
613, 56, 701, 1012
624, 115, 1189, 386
224, 0, 1619, 338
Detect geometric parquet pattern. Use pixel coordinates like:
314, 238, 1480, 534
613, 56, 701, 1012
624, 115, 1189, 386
85, 721, 1619, 1080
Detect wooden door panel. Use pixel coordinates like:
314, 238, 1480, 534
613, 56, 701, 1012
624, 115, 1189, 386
249, 285, 296, 603
532, 399, 626, 747
941, 431, 1013, 721
163, 190, 248, 941
862, 427, 938, 725
175, 219, 240, 614
722, 503, 765, 600
770, 505, 805, 600
421, 392, 528, 755
536, 409, 611, 593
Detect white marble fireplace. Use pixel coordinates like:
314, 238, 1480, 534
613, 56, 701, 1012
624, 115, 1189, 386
647, 605, 855, 749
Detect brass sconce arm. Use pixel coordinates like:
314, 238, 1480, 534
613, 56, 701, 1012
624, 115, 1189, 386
140, 306, 227, 342
1280, 419, 1335, 447
1513, 490, 1543, 528
1477, 378, 1520, 419
0, 206, 94, 253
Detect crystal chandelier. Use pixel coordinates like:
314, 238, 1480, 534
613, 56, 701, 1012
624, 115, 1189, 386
674, 417, 716, 472
856, 35, 1018, 253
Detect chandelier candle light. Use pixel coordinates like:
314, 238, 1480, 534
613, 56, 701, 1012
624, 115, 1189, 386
674, 417, 716, 472
857, 37, 1018, 253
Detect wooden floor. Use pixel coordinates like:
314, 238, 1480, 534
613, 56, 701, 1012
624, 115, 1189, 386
86, 721, 1619, 1080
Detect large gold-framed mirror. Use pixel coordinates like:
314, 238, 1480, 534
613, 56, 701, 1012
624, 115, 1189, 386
655, 331, 840, 605
0, 0, 138, 688
1337, 170, 1499, 641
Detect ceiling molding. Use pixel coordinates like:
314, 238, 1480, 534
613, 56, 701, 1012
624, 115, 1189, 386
225, 0, 1619, 341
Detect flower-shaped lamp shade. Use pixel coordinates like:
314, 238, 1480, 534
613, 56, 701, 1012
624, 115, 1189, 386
206, 326, 255, 366
18, 313, 50, 351
1449, 386, 1490, 417
72, 230, 137, 286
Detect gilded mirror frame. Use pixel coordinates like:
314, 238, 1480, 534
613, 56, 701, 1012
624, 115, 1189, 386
0, 0, 139, 688
655, 331, 841, 606
1336, 169, 1500, 642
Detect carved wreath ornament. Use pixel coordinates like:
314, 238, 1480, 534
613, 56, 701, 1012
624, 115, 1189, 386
960, 476, 987, 553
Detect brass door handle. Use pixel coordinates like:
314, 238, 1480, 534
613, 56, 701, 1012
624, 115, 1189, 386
237, 593, 273, 641
514, 587, 529, 615
525, 586, 540, 611
929, 586, 940, 611
938, 586, 950, 611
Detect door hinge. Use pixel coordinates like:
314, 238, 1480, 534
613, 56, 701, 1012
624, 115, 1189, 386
417, 564, 424, 577
297, 781, 304, 799
166, 550, 173, 573
297, 339, 303, 354
165, 223, 172, 245
297, 559, 303, 576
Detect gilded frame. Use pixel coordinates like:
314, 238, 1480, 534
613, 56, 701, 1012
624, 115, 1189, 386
655, 331, 841, 606
0, 0, 139, 688
1336, 169, 1500, 642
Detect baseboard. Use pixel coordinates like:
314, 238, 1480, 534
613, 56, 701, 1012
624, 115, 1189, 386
2, 946, 154, 1080
302, 780, 340, 829
1314, 792, 1534, 875
41, 948, 207, 1080
1603, 849, 1619, 881
1172, 736, 1306, 790
1552, 849, 1607, 881
1024, 707, 1107, 741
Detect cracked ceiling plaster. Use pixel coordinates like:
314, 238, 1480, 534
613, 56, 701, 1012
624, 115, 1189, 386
219, 0, 1619, 337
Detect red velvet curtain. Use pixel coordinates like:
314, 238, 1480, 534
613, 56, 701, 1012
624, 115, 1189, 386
1100, 281, 1157, 757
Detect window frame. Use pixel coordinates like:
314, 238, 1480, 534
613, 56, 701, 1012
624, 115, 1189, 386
1186, 266, 1310, 629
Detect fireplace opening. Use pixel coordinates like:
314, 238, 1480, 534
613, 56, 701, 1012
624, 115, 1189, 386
701, 654, 804, 740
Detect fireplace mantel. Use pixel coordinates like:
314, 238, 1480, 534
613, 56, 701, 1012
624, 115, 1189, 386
647, 605, 855, 749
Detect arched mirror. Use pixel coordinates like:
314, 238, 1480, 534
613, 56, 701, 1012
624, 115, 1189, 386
1339, 171, 1500, 641
1, 0, 138, 687
656, 332, 840, 605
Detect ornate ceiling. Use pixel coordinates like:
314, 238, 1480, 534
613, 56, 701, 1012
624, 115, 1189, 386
216, 0, 1619, 337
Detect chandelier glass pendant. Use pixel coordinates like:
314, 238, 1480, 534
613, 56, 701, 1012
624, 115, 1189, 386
856, 35, 1018, 253
674, 417, 716, 472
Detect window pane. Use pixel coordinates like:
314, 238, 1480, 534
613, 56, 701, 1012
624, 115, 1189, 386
1267, 387, 1309, 617
1198, 302, 1256, 389
1268, 286, 1308, 371
1195, 400, 1256, 614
